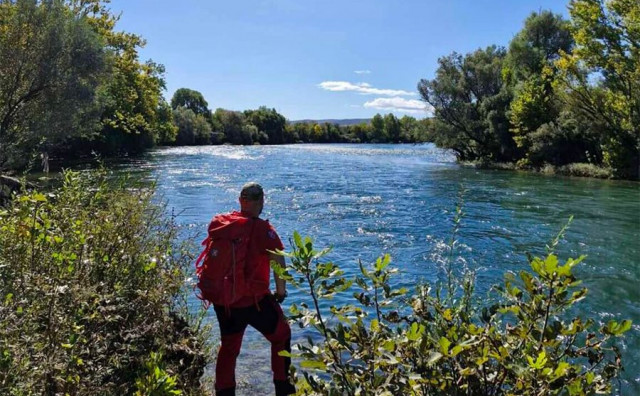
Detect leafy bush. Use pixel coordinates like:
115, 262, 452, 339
517, 112, 601, 168
538, 163, 612, 179
275, 212, 630, 395
555, 163, 613, 179
0, 170, 210, 395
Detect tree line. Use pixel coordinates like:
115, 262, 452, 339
418, 1, 639, 180
168, 88, 431, 146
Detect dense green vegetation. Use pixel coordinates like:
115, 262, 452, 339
274, 216, 631, 394
0, 170, 211, 395
419, 1, 639, 180
168, 100, 431, 147
0, 0, 178, 169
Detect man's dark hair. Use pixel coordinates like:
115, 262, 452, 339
240, 182, 264, 201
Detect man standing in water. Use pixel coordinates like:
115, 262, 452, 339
198, 182, 295, 396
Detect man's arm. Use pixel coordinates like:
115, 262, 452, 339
270, 252, 287, 301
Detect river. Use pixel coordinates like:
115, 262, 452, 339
113, 143, 639, 394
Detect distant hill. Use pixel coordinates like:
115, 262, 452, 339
289, 118, 371, 126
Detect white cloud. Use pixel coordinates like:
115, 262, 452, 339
318, 81, 415, 96
354, 70, 371, 74
363, 97, 431, 114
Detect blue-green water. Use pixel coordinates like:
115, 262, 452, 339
116, 144, 640, 394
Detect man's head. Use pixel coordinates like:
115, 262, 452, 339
239, 182, 264, 217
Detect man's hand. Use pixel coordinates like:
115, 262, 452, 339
274, 290, 287, 304
271, 252, 287, 303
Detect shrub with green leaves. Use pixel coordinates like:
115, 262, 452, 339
0, 170, 210, 395
274, 219, 630, 395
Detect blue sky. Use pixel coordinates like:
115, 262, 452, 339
108, 0, 569, 120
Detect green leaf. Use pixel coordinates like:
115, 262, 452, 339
439, 337, 451, 355
300, 360, 327, 370
427, 351, 443, 366
527, 350, 547, 370
33, 193, 47, 202
604, 319, 632, 336
370, 319, 379, 332
382, 340, 395, 352
293, 232, 302, 250
509, 286, 522, 298
544, 254, 559, 274
407, 322, 424, 341
569, 288, 588, 304
552, 361, 570, 379
451, 345, 464, 357
617, 320, 632, 334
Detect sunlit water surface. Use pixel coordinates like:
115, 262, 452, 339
113, 144, 639, 394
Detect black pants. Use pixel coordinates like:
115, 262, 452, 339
213, 295, 294, 396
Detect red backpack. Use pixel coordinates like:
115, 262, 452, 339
195, 212, 261, 308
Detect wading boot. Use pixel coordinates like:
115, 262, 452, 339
274, 379, 296, 396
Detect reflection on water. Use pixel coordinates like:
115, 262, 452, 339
115, 143, 640, 393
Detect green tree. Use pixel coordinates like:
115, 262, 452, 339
506, 12, 581, 167
0, 0, 106, 170
154, 99, 178, 145
398, 116, 417, 142
506, 11, 574, 81
283, 123, 298, 143
418, 46, 516, 161
383, 113, 401, 143
311, 123, 326, 143
350, 122, 371, 143
68, 1, 172, 155
171, 88, 210, 118
214, 109, 254, 145
97, 55, 168, 154
370, 113, 386, 142
324, 123, 343, 143
244, 106, 287, 144
529, 111, 602, 166
557, 0, 639, 179
295, 122, 314, 143
398, 115, 433, 143
173, 106, 211, 146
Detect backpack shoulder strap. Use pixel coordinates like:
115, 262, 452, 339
194, 236, 211, 273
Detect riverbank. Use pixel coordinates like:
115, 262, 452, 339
460, 160, 617, 180
0, 170, 211, 395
